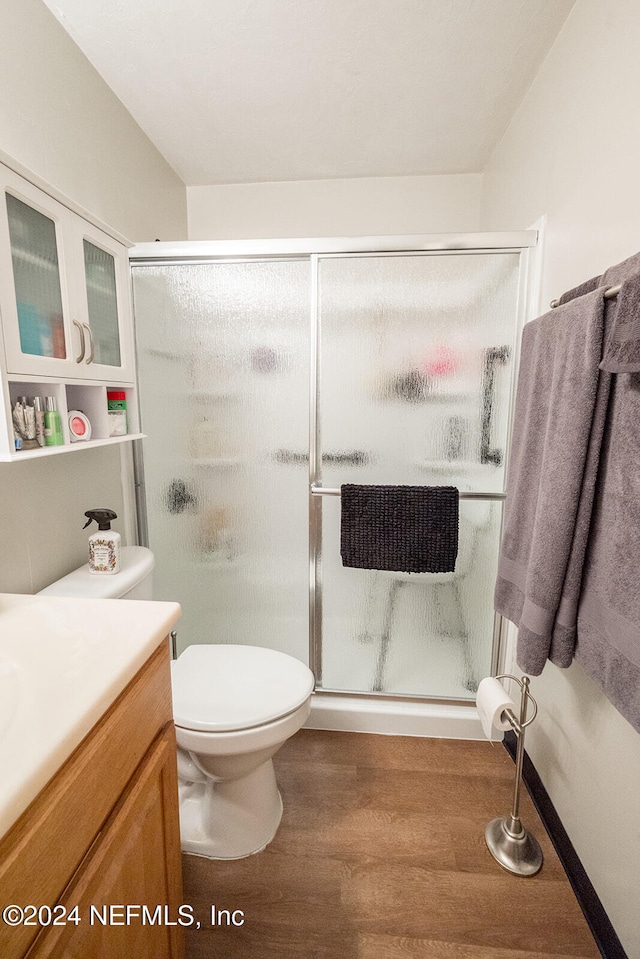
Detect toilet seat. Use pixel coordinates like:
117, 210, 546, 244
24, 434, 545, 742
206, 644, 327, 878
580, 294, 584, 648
171, 644, 315, 733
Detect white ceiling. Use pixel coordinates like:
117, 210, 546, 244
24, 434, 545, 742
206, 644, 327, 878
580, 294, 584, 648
42, 0, 575, 187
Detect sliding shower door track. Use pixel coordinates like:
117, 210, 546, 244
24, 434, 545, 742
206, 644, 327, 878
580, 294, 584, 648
311, 685, 480, 707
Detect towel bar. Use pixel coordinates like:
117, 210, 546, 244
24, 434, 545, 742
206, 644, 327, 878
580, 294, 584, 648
310, 485, 506, 501
550, 283, 621, 308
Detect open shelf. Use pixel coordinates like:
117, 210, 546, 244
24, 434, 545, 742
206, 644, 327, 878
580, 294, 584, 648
0, 432, 145, 462
1, 378, 141, 461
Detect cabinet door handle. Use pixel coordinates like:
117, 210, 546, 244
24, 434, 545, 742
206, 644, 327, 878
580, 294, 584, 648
73, 320, 85, 363
83, 323, 95, 364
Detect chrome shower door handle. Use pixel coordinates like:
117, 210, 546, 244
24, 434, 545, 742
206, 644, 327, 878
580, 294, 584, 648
83, 323, 95, 364
480, 345, 510, 467
73, 320, 85, 363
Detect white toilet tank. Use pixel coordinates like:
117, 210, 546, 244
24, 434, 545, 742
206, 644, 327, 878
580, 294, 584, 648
38, 546, 155, 600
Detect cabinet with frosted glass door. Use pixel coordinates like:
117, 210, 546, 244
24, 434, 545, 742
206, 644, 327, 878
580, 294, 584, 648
0, 164, 134, 384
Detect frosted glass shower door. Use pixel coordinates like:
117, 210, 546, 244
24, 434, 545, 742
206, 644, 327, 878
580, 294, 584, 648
131, 260, 310, 662
315, 252, 521, 699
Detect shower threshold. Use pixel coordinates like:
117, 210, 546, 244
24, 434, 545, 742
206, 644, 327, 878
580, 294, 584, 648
305, 690, 493, 740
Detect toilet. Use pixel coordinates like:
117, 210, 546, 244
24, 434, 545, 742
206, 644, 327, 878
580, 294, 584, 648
39, 545, 315, 860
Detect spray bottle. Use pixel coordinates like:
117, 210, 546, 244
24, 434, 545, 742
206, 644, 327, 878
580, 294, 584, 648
83, 509, 121, 574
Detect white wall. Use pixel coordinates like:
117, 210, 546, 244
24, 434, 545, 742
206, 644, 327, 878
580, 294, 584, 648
188, 174, 483, 239
0, 0, 188, 593
481, 0, 640, 954
0, 0, 187, 244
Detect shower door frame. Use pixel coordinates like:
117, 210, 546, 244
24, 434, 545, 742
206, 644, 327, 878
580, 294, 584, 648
130, 230, 537, 702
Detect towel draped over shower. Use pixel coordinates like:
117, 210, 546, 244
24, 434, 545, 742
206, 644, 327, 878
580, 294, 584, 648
495, 251, 640, 733
340, 483, 459, 573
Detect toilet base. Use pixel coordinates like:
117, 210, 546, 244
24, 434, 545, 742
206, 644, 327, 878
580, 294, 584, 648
178, 757, 284, 860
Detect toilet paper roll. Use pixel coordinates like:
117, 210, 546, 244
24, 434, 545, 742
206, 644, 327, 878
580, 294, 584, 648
476, 677, 516, 739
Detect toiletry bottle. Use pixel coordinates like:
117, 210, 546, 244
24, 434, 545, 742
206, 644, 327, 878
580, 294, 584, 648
44, 396, 64, 446
33, 396, 45, 447
83, 509, 121, 574
107, 390, 128, 435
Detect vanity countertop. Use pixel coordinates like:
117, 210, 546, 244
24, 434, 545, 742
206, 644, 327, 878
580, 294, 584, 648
0, 593, 180, 841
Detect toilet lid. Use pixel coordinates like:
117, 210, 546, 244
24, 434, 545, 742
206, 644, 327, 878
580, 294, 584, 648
171, 644, 315, 732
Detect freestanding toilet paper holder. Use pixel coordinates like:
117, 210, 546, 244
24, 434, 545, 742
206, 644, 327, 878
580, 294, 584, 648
485, 673, 543, 877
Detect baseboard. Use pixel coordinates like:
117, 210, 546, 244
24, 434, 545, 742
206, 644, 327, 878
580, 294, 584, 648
503, 732, 628, 959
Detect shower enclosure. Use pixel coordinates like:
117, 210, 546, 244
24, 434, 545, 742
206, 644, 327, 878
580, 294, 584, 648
130, 233, 535, 706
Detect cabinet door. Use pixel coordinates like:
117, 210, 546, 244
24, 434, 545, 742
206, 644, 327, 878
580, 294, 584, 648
26, 725, 184, 959
0, 169, 79, 377
70, 218, 134, 383
0, 165, 134, 384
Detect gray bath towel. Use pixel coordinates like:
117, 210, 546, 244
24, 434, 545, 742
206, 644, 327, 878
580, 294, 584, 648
599, 269, 640, 373
547, 355, 612, 668
573, 252, 640, 732
340, 484, 459, 573
494, 287, 607, 675
575, 372, 640, 732
557, 275, 602, 305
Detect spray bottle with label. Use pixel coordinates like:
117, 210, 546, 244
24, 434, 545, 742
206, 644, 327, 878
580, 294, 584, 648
83, 509, 121, 574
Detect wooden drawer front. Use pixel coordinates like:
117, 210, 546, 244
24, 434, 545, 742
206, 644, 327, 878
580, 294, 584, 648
0, 641, 172, 959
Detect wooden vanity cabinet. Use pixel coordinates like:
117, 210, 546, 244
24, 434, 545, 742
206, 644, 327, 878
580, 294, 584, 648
0, 641, 184, 959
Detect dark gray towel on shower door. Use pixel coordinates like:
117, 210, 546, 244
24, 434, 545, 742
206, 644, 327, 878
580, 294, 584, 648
494, 287, 608, 675
340, 484, 459, 573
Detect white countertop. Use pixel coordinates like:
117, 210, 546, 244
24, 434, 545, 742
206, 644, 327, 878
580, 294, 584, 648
0, 593, 181, 840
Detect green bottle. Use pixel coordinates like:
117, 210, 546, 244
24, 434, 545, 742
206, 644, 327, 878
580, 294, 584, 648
44, 396, 64, 446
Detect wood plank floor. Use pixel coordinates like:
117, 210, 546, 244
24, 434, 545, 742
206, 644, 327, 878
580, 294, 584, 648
183, 729, 599, 959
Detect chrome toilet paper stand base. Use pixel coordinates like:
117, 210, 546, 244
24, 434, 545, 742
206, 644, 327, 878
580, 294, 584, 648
485, 674, 543, 877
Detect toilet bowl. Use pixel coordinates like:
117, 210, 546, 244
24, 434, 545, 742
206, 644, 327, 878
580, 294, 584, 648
39, 546, 315, 860
172, 643, 313, 859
